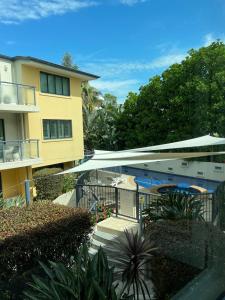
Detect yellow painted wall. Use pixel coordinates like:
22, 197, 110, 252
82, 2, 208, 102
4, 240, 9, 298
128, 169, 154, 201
21, 65, 84, 168
1, 167, 32, 198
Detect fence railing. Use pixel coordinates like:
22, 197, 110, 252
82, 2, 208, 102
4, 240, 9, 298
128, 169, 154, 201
0, 81, 36, 106
76, 183, 217, 223
0, 139, 39, 163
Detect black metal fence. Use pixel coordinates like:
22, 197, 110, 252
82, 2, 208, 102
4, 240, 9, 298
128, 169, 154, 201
75, 183, 217, 223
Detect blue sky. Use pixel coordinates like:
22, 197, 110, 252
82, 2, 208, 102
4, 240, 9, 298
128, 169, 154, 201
0, 0, 224, 102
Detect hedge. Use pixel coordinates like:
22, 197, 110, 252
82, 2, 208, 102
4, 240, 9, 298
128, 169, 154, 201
0, 201, 92, 283
151, 254, 200, 299
33, 168, 63, 200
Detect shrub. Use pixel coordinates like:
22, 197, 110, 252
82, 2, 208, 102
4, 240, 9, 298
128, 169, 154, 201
143, 192, 205, 222
0, 195, 26, 209
33, 168, 63, 200
150, 254, 200, 299
145, 220, 208, 270
62, 173, 77, 193
24, 246, 118, 300
106, 230, 155, 299
0, 201, 92, 283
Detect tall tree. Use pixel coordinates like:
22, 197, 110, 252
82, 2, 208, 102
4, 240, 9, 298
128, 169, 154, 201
61, 52, 78, 70
116, 41, 225, 149
82, 82, 103, 113
84, 93, 120, 151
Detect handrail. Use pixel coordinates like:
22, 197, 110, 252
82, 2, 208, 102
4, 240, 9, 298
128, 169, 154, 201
0, 81, 36, 89
0, 139, 38, 143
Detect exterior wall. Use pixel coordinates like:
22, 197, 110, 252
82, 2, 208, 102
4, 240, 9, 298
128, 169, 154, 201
64, 161, 75, 170
133, 160, 225, 182
21, 65, 84, 168
0, 112, 23, 140
0, 166, 32, 198
0, 59, 13, 82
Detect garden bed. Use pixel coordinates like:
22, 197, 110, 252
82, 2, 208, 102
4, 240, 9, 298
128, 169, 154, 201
0, 201, 92, 298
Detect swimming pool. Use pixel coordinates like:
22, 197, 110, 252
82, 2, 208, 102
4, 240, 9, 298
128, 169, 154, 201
157, 185, 201, 195
121, 166, 219, 193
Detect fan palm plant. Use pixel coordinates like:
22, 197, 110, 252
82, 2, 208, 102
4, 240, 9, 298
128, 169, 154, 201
144, 192, 205, 222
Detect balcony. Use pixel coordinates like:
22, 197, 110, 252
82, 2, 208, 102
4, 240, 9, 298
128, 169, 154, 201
0, 139, 41, 170
0, 81, 39, 112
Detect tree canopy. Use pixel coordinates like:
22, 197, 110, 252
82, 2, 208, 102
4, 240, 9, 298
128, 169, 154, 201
61, 52, 78, 70
116, 41, 225, 149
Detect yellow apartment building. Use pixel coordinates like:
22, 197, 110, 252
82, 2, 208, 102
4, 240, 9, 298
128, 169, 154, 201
0, 54, 98, 198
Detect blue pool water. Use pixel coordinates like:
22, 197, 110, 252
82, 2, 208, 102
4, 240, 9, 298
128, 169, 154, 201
158, 186, 200, 195
109, 166, 220, 192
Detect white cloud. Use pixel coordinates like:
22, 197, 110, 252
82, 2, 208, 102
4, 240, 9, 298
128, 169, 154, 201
0, 0, 97, 24
119, 0, 147, 6
82, 53, 186, 78
203, 33, 225, 46
92, 79, 139, 90
0, 0, 149, 24
91, 79, 139, 101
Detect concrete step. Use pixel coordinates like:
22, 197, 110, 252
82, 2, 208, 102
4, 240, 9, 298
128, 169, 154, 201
93, 230, 117, 243
88, 247, 98, 257
91, 238, 106, 250
96, 217, 139, 236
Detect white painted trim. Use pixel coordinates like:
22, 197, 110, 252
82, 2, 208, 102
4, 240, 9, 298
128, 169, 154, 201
0, 158, 42, 170
0, 104, 39, 113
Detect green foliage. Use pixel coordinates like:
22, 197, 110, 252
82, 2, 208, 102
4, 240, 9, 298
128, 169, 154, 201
84, 92, 121, 150
150, 254, 200, 299
0, 202, 92, 282
63, 173, 77, 193
33, 168, 63, 200
144, 192, 205, 222
116, 42, 225, 149
106, 230, 155, 300
24, 245, 118, 300
61, 52, 78, 70
92, 204, 113, 223
0, 195, 25, 209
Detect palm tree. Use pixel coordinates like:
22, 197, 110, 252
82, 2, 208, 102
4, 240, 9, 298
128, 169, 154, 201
81, 83, 103, 151
82, 82, 103, 113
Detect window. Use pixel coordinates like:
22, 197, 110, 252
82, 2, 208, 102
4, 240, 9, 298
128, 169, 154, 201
43, 120, 72, 140
40, 72, 70, 96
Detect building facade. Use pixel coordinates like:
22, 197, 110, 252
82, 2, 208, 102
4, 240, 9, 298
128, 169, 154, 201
0, 54, 98, 198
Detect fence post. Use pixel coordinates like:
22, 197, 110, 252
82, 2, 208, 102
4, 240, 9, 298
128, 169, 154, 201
24, 180, 30, 206
115, 187, 119, 217
136, 183, 140, 222
75, 184, 80, 207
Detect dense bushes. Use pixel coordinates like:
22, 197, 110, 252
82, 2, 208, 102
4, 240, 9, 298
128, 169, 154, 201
144, 220, 203, 299
33, 168, 77, 200
151, 254, 200, 299
24, 246, 118, 300
62, 173, 77, 193
145, 220, 209, 269
0, 201, 92, 283
33, 168, 63, 200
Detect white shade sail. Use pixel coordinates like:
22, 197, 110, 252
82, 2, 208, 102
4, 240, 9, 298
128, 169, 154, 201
59, 151, 225, 175
58, 135, 225, 175
129, 135, 225, 152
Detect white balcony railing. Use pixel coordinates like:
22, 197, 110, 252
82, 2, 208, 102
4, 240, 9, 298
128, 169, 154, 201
0, 81, 36, 106
0, 140, 39, 163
